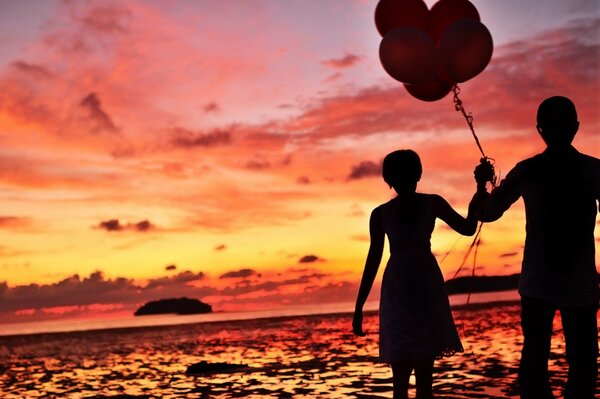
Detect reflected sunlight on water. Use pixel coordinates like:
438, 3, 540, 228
0, 300, 596, 398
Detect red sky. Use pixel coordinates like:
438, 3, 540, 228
0, 0, 598, 324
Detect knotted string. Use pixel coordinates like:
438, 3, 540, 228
452, 84, 486, 159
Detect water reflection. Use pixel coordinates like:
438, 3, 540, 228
0, 304, 588, 398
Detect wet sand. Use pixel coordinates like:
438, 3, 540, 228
0, 301, 596, 398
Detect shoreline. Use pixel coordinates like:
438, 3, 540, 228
0, 296, 521, 340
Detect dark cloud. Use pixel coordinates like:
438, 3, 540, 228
219, 268, 258, 279
215, 278, 360, 308
79, 92, 118, 134
0, 269, 338, 315
321, 54, 362, 69
500, 251, 519, 258
214, 244, 227, 251
218, 272, 327, 296
96, 219, 156, 232
11, 61, 53, 79
297, 176, 310, 185
0, 270, 212, 313
170, 127, 231, 148
298, 255, 323, 263
134, 220, 154, 232
144, 270, 206, 290
246, 157, 271, 170
203, 102, 220, 113
80, 4, 132, 34
348, 161, 381, 180
0, 266, 364, 321
98, 219, 122, 231
165, 264, 177, 271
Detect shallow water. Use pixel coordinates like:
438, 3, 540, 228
0, 304, 596, 398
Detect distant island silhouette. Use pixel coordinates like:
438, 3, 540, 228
134, 297, 212, 316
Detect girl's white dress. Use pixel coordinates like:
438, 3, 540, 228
378, 194, 463, 362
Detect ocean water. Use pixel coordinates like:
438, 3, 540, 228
1, 290, 595, 399
0, 290, 521, 337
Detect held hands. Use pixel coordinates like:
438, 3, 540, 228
352, 310, 366, 337
474, 158, 495, 191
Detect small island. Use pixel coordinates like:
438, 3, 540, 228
134, 297, 212, 316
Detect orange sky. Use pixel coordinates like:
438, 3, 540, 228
0, 0, 598, 323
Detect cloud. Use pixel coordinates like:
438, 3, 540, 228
214, 244, 227, 251
270, 19, 599, 145
203, 102, 220, 113
11, 61, 53, 79
0, 270, 212, 313
0, 216, 30, 229
321, 54, 362, 69
79, 92, 118, 134
297, 176, 311, 185
143, 270, 206, 290
96, 219, 156, 232
348, 160, 381, 180
325, 72, 342, 83
219, 268, 258, 279
169, 127, 232, 148
165, 264, 177, 271
347, 203, 365, 217
0, 268, 351, 319
217, 272, 328, 297
500, 251, 519, 258
79, 3, 132, 34
245, 157, 271, 170
350, 234, 370, 242
298, 255, 323, 263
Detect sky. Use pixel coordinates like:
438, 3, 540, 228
0, 0, 598, 324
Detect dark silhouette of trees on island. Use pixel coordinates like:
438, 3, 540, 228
134, 297, 212, 316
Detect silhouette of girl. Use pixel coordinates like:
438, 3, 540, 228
353, 149, 479, 399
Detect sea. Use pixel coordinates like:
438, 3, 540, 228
1, 290, 597, 399
0, 290, 520, 337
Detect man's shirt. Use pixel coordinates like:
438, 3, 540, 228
476, 145, 600, 306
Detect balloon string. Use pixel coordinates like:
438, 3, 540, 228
447, 86, 497, 362
452, 84, 486, 159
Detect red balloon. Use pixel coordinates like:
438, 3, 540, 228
374, 0, 430, 37
429, 0, 480, 42
379, 27, 437, 84
438, 19, 493, 83
404, 79, 453, 102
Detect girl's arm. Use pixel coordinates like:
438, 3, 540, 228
353, 206, 385, 336
434, 194, 478, 236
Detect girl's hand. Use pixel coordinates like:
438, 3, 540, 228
352, 311, 366, 337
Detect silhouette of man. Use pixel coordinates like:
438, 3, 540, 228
473, 96, 599, 399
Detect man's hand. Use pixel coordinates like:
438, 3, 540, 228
352, 310, 365, 337
474, 158, 495, 190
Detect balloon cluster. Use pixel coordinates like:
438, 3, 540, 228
376, 0, 493, 102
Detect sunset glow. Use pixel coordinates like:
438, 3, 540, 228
0, 0, 598, 324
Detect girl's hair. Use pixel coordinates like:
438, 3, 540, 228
382, 149, 422, 186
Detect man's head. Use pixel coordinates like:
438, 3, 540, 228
536, 96, 579, 148
382, 149, 422, 194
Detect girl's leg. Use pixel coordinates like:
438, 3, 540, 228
414, 358, 434, 399
391, 360, 413, 399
